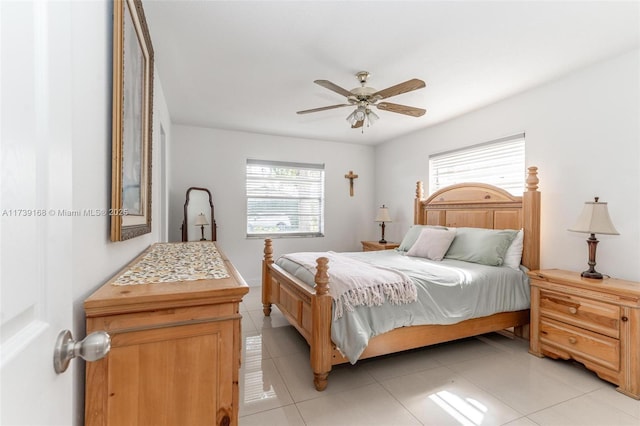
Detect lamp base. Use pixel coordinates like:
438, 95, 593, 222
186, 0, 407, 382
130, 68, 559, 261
581, 270, 603, 279
378, 222, 387, 245
582, 234, 603, 279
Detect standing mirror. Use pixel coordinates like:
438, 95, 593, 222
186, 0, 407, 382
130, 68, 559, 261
181, 187, 216, 241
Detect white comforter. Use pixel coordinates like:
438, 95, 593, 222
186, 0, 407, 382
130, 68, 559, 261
280, 251, 416, 319
276, 249, 530, 363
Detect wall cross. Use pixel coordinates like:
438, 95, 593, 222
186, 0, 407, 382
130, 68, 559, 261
344, 170, 358, 197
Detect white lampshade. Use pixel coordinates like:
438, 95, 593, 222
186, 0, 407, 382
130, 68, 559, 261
568, 199, 618, 235
194, 212, 209, 226
375, 205, 392, 223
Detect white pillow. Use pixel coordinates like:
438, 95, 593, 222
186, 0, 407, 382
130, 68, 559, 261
503, 229, 524, 270
397, 225, 447, 252
406, 228, 457, 261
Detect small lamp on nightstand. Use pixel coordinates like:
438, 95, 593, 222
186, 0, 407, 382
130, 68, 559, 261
568, 197, 619, 279
194, 212, 209, 241
375, 205, 392, 244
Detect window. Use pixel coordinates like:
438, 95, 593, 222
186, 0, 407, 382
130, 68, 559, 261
429, 134, 525, 195
246, 159, 324, 237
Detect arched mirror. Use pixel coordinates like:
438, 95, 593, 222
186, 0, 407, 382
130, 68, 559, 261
181, 187, 216, 242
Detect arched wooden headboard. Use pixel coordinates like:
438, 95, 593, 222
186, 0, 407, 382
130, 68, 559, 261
414, 166, 540, 270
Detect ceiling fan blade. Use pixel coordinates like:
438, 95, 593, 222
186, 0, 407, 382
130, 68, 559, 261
314, 80, 353, 98
377, 102, 426, 117
351, 119, 364, 129
372, 78, 425, 100
297, 104, 351, 114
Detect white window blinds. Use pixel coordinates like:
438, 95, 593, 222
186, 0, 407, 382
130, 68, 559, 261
246, 159, 325, 237
429, 134, 525, 195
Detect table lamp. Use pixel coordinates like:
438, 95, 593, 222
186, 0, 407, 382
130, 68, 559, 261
375, 205, 392, 244
568, 197, 619, 279
194, 212, 209, 241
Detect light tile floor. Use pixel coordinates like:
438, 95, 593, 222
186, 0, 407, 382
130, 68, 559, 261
238, 288, 640, 426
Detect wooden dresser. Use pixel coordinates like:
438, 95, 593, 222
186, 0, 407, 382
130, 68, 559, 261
84, 242, 249, 425
529, 269, 640, 399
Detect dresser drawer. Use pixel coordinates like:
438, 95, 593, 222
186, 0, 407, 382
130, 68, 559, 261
540, 317, 620, 371
539, 289, 620, 338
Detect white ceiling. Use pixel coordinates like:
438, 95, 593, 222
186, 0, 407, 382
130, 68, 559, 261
143, 1, 640, 146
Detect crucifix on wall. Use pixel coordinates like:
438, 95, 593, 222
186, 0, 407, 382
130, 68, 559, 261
344, 170, 358, 197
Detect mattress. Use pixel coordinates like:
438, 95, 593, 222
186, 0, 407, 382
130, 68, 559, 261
275, 249, 530, 363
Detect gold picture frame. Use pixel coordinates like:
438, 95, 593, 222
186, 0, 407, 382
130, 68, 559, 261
111, 0, 154, 241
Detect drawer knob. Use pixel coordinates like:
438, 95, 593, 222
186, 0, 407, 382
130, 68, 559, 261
568, 337, 577, 344
621, 316, 629, 322
568, 307, 578, 314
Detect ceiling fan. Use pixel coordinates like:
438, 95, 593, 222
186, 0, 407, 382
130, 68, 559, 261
297, 71, 426, 130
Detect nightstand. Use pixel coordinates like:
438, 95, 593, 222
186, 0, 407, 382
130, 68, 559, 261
528, 269, 640, 399
361, 241, 400, 251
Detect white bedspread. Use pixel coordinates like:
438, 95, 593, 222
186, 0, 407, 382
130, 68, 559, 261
280, 251, 417, 319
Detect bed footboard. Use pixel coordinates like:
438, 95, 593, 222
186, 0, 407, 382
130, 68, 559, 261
262, 239, 334, 391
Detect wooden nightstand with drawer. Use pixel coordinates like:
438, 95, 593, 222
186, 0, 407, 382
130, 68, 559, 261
528, 269, 640, 399
361, 241, 400, 251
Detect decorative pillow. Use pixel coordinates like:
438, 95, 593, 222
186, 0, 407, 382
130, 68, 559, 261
397, 225, 447, 252
503, 229, 524, 270
444, 227, 518, 266
406, 228, 457, 261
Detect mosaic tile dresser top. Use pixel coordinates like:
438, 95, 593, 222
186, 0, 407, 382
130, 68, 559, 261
112, 242, 230, 286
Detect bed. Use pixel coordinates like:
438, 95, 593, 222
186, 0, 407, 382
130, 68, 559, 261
262, 166, 541, 391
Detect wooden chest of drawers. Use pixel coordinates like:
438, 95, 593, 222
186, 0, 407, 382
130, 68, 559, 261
529, 269, 640, 399
84, 243, 249, 425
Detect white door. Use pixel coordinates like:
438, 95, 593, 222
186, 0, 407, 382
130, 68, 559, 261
1, 1, 74, 424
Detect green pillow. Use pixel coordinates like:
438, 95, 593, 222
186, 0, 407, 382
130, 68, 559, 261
397, 225, 447, 252
444, 227, 518, 266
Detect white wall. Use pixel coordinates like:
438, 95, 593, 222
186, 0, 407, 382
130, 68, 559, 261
169, 126, 376, 285
70, 1, 171, 424
376, 49, 640, 281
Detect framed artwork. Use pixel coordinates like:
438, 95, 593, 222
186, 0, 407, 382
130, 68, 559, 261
111, 0, 154, 241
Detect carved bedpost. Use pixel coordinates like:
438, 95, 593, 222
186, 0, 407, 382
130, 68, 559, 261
311, 257, 332, 391
262, 239, 274, 316
414, 181, 425, 225
522, 167, 541, 271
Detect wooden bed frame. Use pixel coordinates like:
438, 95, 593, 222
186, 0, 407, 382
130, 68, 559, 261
262, 166, 541, 391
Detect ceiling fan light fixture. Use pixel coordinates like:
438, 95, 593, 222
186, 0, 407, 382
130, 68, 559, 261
345, 110, 356, 125
301, 71, 427, 130
346, 106, 367, 126
367, 109, 379, 125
